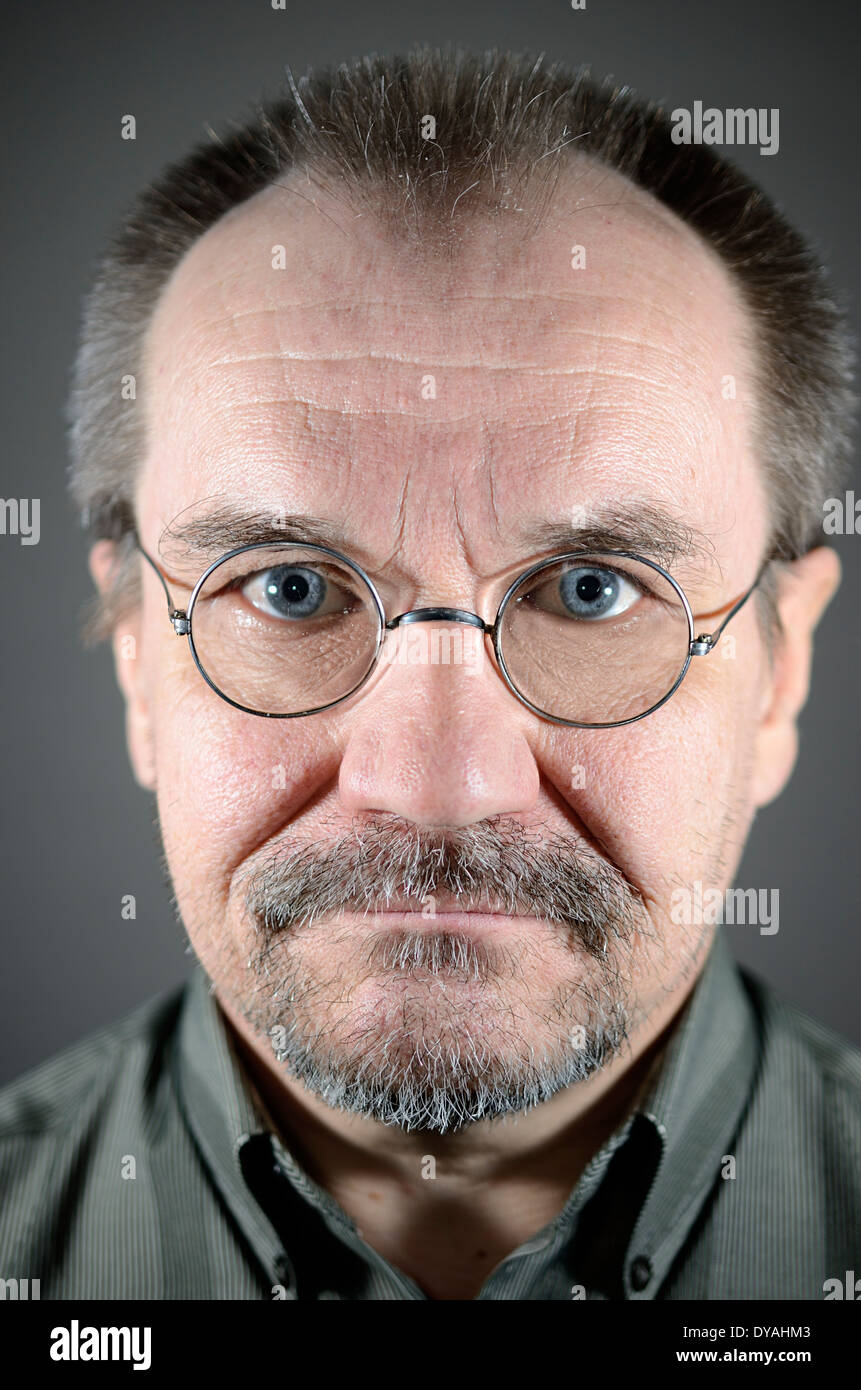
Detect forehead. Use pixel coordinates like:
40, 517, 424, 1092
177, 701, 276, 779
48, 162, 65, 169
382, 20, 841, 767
139, 158, 766, 573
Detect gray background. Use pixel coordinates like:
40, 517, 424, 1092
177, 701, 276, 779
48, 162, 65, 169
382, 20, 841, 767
1, 0, 858, 1085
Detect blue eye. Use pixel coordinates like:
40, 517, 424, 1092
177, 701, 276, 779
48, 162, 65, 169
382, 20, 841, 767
243, 565, 329, 620
266, 567, 325, 618
557, 566, 638, 620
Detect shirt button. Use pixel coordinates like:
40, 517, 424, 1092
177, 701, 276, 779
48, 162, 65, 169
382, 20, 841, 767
274, 1254, 297, 1298
629, 1255, 653, 1292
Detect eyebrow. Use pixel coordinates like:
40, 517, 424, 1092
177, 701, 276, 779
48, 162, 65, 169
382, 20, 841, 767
156, 499, 716, 574
157, 506, 352, 569
520, 504, 716, 569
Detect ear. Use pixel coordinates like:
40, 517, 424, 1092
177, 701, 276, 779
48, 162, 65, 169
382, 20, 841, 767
89, 540, 157, 792
751, 547, 841, 808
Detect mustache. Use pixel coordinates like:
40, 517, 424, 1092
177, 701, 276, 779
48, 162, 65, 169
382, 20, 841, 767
240, 815, 648, 956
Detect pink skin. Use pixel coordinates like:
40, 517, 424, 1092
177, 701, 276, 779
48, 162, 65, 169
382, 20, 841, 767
92, 159, 839, 1298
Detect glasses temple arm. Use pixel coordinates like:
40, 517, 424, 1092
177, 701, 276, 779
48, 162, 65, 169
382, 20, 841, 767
137, 541, 191, 635
691, 557, 772, 655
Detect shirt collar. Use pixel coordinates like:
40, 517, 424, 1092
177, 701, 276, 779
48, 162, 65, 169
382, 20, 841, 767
617, 926, 760, 1296
173, 926, 758, 1298
172, 970, 290, 1288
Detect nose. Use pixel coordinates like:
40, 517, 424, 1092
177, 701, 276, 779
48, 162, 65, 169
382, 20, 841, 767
337, 616, 540, 828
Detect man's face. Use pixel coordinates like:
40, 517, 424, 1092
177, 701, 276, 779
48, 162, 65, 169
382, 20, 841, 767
119, 161, 794, 1132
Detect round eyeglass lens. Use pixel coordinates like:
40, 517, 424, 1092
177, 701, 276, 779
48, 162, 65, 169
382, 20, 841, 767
188, 545, 383, 715
496, 553, 692, 725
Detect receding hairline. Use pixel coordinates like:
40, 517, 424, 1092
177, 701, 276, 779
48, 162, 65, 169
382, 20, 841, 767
159, 143, 742, 279
138, 144, 759, 399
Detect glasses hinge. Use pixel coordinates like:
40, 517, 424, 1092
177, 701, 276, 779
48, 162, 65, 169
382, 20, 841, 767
691, 634, 715, 656
170, 610, 190, 636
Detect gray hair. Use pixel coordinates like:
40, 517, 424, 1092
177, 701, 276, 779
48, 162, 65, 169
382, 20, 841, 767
66, 44, 856, 643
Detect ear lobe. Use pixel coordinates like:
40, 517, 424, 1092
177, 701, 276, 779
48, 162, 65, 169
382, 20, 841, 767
751, 547, 840, 808
89, 541, 157, 792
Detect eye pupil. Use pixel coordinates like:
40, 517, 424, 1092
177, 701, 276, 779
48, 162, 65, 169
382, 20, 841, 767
270, 572, 310, 605
575, 573, 604, 604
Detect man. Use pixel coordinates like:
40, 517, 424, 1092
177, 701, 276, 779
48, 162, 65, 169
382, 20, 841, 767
1, 46, 859, 1301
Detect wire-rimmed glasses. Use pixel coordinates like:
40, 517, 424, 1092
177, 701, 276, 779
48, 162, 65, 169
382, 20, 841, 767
137, 538, 767, 728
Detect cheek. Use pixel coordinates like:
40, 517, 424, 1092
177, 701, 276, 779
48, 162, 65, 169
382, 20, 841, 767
149, 656, 337, 919
541, 652, 763, 905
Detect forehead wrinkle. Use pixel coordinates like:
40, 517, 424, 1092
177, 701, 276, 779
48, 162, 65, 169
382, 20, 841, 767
188, 401, 719, 442
177, 323, 726, 425
207, 283, 710, 315
160, 395, 725, 528
178, 308, 721, 371
197, 355, 700, 385
189, 403, 723, 455
164, 303, 731, 427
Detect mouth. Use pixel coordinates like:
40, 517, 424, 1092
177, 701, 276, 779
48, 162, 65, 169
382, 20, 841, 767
331, 894, 550, 935
371, 898, 500, 914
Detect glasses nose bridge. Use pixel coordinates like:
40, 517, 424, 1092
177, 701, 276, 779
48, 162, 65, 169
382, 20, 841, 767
386, 606, 494, 634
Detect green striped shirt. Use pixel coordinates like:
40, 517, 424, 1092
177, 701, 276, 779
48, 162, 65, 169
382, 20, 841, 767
1, 928, 860, 1300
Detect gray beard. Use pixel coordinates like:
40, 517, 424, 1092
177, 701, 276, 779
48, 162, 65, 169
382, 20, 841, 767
226, 815, 653, 1135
